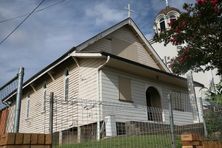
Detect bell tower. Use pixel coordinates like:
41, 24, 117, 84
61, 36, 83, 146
153, 6, 180, 35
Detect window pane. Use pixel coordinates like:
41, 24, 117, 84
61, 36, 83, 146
160, 21, 166, 31
172, 92, 184, 111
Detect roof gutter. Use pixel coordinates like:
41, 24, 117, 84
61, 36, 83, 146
71, 53, 103, 58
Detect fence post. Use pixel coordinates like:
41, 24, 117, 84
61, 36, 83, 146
199, 97, 208, 137
49, 92, 54, 147
14, 67, 24, 133
168, 93, 176, 148
187, 71, 200, 122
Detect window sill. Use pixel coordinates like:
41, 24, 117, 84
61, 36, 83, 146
61, 101, 68, 104
119, 99, 133, 103
25, 118, 30, 121
41, 110, 46, 114
174, 108, 185, 112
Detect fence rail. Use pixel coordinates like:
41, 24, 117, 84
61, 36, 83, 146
48, 94, 204, 148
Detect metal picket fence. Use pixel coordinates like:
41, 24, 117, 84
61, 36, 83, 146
0, 76, 18, 104
3, 90, 206, 148
44, 93, 204, 148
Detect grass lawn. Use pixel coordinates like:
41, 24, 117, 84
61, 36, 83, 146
55, 134, 182, 148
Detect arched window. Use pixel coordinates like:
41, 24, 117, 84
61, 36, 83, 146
159, 18, 166, 31
146, 87, 162, 121
26, 95, 30, 119
64, 69, 69, 101
42, 82, 47, 112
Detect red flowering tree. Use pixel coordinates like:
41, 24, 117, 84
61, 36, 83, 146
154, 0, 222, 75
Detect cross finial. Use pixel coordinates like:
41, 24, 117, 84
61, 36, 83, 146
165, 0, 169, 7
128, 3, 131, 17
126, 3, 135, 18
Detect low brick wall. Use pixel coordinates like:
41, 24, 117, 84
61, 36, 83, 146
202, 141, 222, 148
181, 133, 222, 148
0, 133, 51, 148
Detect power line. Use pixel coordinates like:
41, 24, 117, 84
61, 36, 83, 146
0, 0, 46, 45
0, 0, 66, 24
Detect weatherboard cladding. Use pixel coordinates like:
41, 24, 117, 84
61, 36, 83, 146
101, 68, 193, 125
6, 60, 80, 133
78, 58, 103, 101
19, 89, 45, 133
77, 58, 106, 125
83, 26, 160, 70
101, 70, 147, 122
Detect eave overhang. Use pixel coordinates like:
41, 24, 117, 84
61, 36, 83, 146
101, 52, 204, 89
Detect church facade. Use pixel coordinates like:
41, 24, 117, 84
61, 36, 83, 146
3, 18, 203, 139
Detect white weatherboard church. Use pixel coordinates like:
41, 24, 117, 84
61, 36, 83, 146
3, 5, 203, 142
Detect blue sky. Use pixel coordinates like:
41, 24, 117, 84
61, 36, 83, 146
0, 0, 195, 85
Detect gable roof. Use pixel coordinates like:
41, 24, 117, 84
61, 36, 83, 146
75, 18, 170, 72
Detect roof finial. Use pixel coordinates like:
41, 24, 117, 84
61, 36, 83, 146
125, 1, 135, 18
128, 3, 131, 17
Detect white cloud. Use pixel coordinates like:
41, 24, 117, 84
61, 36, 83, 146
85, 3, 126, 26
145, 33, 154, 40
7, 30, 28, 44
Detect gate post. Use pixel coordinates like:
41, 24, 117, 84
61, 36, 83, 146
168, 93, 176, 148
14, 67, 24, 133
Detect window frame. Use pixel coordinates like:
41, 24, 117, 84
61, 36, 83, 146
118, 76, 133, 103
172, 91, 185, 112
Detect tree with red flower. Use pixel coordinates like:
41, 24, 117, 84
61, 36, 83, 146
154, 0, 222, 75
